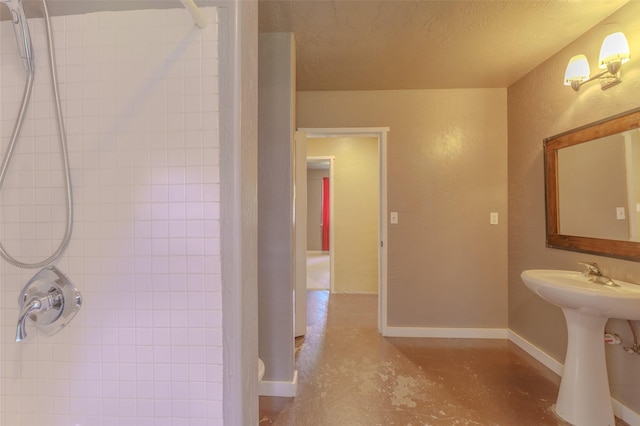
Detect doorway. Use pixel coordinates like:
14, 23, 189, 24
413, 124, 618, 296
299, 127, 389, 333
306, 157, 333, 292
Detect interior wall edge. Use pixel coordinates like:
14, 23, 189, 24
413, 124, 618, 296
220, 0, 259, 424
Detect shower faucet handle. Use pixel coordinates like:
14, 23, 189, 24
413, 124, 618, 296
15, 289, 61, 342
15, 266, 81, 343
16, 296, 41, 341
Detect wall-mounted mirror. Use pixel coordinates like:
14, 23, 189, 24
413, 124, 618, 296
544, 107, 640, 261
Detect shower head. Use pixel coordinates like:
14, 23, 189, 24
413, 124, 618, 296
1, 0, 33, 72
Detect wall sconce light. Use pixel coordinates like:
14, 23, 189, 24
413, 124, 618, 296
564, 32, 630, 92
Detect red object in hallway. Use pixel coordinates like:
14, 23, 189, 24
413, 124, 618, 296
322, 177, 330, 251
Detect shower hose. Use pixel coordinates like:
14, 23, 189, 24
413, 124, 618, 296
0, 0, 73, 269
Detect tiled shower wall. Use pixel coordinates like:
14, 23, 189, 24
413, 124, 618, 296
0, 7, 221, 425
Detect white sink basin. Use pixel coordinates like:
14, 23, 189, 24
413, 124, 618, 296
521, 269, 640, 320
521, 268, 640, 426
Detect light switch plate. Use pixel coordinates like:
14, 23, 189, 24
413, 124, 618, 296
490, 212, 499, 225
390, 212, 398, 224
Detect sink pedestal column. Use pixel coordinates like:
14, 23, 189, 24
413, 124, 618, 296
556, 309, 614, 426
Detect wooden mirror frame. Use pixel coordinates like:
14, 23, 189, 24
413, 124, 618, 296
544, 107, 640, 261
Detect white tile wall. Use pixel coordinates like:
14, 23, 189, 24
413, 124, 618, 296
0, 7, 221, 425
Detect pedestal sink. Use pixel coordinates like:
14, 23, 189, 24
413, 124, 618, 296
521, 269, 640, 426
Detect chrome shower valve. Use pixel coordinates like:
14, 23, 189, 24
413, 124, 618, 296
15, 266, 81, 342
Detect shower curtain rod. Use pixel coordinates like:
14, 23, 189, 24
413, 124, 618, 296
180, 0, 208, 29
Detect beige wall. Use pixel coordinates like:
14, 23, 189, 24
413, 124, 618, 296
222, 0, 259, 423
298, 89, 508, 327
258, 33, 296, 383
307, 168, 329, 251
307, 137, 379, 293
508, 1, 640, 412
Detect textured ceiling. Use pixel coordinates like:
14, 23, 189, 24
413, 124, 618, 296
1, 0, 629, 91
259, 0, 630, 91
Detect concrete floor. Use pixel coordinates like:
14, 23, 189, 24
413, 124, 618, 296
306, 252, 330, 290
259, 291, 629, 425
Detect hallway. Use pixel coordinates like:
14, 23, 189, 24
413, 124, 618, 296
259, 291, 628, 425
306, 252, 330, 290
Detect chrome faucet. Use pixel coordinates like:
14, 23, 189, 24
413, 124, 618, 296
15, 297, 41, 342
578, 261, 619, 287
579, 261, 604, 277
15, 289, 62, 342
15, 266, 81, 343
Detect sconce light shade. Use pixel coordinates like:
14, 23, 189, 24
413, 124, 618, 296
564, 32, 630, 91
598, 32, 630, 70
564, 54, 590, 89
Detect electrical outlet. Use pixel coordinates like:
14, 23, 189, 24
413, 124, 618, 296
616, 207, 626, 220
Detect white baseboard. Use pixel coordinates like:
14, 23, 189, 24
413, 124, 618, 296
383, 326, 508, 339
258, 370, 298, 397
507, 330, 564, 376
613, 398, 640, 426
508, 330, 640, 425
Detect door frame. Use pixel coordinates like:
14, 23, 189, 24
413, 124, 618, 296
299, 127, 389, 334
295, 132, 308, 337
